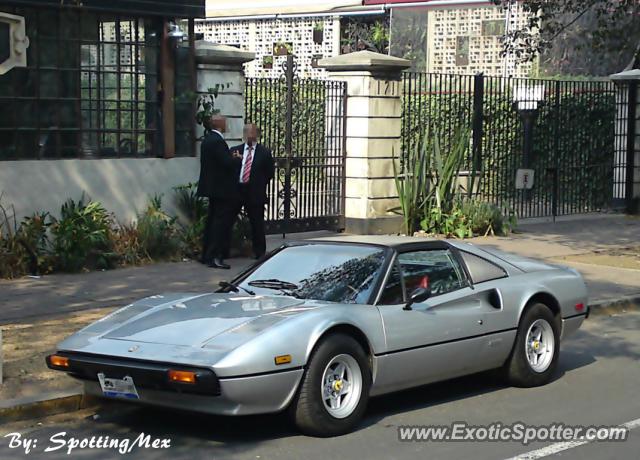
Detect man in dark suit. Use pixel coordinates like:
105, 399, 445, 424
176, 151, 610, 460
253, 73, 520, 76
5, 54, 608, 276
196, 115, 242, 269
230, 124, 275, 259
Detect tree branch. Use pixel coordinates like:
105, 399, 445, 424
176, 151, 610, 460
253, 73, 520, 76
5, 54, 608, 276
624, 38, 640, 70
546, 4, 596, 43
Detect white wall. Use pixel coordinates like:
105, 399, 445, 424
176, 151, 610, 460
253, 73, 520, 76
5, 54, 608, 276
0, 157, 200, 223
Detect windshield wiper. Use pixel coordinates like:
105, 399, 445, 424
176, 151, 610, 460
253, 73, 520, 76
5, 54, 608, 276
248, 279, 300, 297
219, 281, 255, 296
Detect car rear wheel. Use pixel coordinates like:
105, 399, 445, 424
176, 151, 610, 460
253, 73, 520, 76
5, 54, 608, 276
504, 302, 560, 387
290, 333, 371, 437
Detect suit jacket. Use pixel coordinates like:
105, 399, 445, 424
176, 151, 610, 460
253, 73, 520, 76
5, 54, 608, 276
196, 131, 240, 199
230, 143, 275, 204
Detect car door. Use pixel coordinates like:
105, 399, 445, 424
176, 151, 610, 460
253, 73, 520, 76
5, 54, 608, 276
372, 246, 493, 395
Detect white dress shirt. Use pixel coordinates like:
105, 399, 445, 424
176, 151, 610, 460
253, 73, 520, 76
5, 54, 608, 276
239, 142, 257, 183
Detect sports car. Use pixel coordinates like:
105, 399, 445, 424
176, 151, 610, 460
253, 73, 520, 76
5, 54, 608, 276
46, 236, 589, 436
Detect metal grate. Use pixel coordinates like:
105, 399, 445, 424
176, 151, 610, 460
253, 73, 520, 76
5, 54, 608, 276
245, 56, 347, 234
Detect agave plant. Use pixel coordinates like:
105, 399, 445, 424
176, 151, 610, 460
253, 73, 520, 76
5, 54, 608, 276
423, 127, 471, 215
391, 142, 428, 235
392, 126, 479, 236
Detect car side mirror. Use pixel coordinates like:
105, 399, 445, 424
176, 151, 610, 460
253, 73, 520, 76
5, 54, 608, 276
403, 287, 431, 311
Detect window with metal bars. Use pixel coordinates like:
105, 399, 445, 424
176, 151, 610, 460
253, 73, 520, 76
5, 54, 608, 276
0, 6, 194, 160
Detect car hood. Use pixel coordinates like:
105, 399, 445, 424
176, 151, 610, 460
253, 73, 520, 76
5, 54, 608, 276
84, 293, 311, 348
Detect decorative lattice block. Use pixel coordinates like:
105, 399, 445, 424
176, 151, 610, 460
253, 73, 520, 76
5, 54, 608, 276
195, 16, 341, 79
427, 4, 533, 78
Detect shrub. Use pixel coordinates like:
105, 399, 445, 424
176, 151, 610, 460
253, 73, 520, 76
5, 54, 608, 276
421, 207, 473, 239
458, 198, 516, 237
0, 197, 27, 278
112, 223, 145, 266
173, 183, 207, 259
173, 182, 207, 225
51, 196, 116, 272
136, 195, 180, 261
18, 211, 53, 275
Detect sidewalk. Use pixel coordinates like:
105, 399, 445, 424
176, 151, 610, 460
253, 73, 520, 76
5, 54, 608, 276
2, 215, 636, 324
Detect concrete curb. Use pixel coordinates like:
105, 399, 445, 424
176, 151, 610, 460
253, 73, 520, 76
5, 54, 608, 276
0, 390, 100, 424
589, 294, 640, 313
1, 295, 639, 424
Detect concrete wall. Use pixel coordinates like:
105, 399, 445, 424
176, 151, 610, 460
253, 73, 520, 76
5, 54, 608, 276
196, 63, 247, 147
0, 158, 199, 223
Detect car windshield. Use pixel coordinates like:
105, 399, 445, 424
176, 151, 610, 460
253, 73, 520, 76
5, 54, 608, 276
238, 244, 387, 304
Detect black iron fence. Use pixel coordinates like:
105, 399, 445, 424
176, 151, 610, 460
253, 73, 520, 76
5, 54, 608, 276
402, 72, 617, 218
245, 56, 347, 234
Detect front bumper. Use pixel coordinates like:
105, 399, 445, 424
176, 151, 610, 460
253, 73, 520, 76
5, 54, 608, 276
560, 311, 588, 340
82, 369, 304, 416
47, 352, 304, 416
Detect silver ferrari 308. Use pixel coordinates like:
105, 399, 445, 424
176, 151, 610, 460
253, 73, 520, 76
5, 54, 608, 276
47, 236, 589, 436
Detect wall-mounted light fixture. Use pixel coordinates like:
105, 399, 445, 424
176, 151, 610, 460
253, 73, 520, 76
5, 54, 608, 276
167, 21, 186, 41
0, 12, 30, 75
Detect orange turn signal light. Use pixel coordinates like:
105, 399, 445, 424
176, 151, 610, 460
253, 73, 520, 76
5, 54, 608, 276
168, 370, 197, 384
274, 354, 292, 365
49, 355, 70, 368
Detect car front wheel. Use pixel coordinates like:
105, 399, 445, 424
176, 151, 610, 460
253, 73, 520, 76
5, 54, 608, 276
290, 333, 371, 437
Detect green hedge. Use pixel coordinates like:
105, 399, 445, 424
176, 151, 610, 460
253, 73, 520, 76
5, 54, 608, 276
401, 83, 616, 214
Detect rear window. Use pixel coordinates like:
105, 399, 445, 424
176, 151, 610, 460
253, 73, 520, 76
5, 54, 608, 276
459, 251, 507, 284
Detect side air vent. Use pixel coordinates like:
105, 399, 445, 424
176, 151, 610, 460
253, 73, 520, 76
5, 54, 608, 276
488, 289, 503, 310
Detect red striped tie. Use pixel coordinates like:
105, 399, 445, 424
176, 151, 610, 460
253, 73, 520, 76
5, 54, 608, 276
242, 145, 254, 183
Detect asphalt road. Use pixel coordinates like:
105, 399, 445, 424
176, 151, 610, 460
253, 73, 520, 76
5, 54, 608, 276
1, 310, 640, 460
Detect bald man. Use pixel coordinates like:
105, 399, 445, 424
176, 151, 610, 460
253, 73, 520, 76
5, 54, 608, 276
196, 115, 242, 269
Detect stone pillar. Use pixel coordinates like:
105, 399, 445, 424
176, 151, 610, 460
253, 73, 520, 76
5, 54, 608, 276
195, 42, 255, 149
319, 51, 411, 234
610, 69, 640, 214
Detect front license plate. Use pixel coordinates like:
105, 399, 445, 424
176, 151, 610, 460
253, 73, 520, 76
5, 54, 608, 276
97, 373, 140, 399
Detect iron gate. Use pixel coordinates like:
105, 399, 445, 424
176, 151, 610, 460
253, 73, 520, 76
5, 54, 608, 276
245, 56, 347, 234
402, 73, 618, 219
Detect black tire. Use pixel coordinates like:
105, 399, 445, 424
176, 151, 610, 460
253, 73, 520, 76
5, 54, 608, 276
504, 302, 560, 387
290, 333, 371, 437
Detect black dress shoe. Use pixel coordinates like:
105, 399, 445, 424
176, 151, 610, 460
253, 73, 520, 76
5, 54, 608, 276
209, 258, 230, 269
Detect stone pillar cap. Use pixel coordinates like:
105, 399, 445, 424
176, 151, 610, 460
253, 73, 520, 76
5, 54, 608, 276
195, 41, 255, 65
610, 69, 640, 81
319, 50, 411, 73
